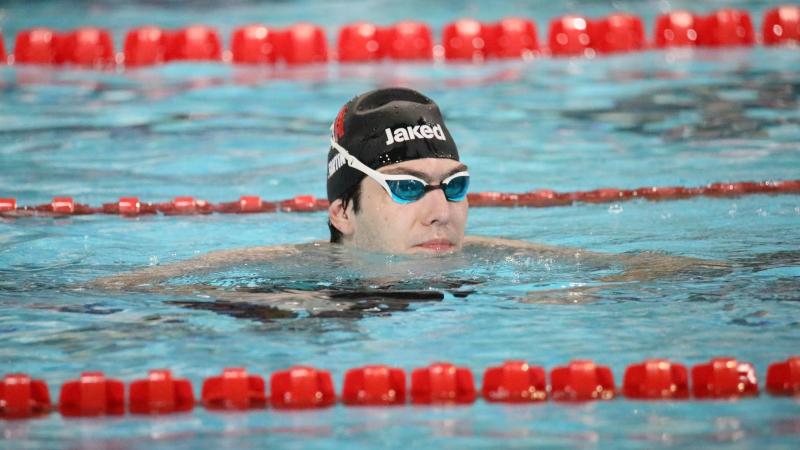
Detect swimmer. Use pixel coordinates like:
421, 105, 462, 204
91, 87, 727, 311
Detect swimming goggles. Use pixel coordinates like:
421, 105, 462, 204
330, 137, 470, 204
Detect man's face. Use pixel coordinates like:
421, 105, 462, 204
348, 158, 469, 254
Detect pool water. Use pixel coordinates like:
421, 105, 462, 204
1, 0, 800, 448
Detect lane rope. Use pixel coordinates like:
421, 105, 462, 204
2, 6, 798, 68
1, 356, 798, 418
1, 179, 798, 218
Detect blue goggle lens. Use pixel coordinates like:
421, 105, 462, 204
387, 179, 425, 202
443, 174, 469, 201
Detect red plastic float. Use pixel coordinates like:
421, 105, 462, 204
443, 19, 490, 62
467, 192, 519, 207
654, 11, 700, 47
117, 197, 141, 216
578, 188, 627, 203
383, 21, 433, 60
280, 23, 328, 64
162, 196, 214, 215
623, 359, 689, 399
762, 6, 800, 45
51, 197, 75, 214
766, 356, 800, 396
129, 370, 195, 414
279, 194, 327, 212
592, 13, 645, 53
58, 27, 114, 67
124, 26, 168, 67
238, 195, 263, 213
0, 198, 16, 212
482, 360, 547, 402
1, 34, 6, 62
342, 365, 406, 406
213, 195, 277, 214
548, 15, 594, 56
59, 372, 125, 417
14, 28, 60, 64
269, 366, 336, 409
231, 24, 279, 64
0, 374, 51, 419
698, 9, 755, 47
101, 197, 157, 216
518, 189, 572, 207
491, 18, 539, 59
550, 360, 615, 401
201, 367, 267, 410
166, 25, 222, 61
337, 22, 383, 62
691, 357, 759, 398
410, 362, 477, 404
172, 196, 198, 214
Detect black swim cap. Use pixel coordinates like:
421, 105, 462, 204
327, 87, 460, 202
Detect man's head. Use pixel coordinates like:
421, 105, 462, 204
327, 87, 469, 254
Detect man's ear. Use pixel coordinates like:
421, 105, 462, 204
329, 198, 355, 237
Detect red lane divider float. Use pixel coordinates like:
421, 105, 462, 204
202, 367, 267, 410
166, 25, 223, 62
59, 27, 116, 67
767, 356, 800, 396
655, 10, 701, 47
269, 366, 336, 409
124, 26, 169, 67
763, 5, 800, 45
623, 359, 689, 399
383, 21, 434, 60
411, 362, 477, 404
343, 365, 406, 406
2, 356, 799, 419
2, 6, 798, 68
0, 374, 52, 419
550, 359, 615, 401
691, 357, 759, 398
482, 360, 547, 402
697, 9, 756, 47
1, 179, 798, 219
13, 28, 60, 64
129, 369, 195, 414
59, 372, 125, 417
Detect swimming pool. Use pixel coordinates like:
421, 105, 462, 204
2, 0, 800, 448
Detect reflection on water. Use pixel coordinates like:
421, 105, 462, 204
561, 72, 799, 141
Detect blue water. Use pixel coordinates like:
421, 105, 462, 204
1, 0, 800, 449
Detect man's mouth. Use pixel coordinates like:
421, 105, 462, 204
415, 239, 455, 252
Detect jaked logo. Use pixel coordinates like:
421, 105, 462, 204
327, 153, 346, 178
385, 124, 446, 146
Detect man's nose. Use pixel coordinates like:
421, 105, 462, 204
419, 187, 450, 226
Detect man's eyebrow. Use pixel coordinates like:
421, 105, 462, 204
381, 164, 468, 182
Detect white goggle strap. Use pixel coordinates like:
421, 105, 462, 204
329, 138, 394, 197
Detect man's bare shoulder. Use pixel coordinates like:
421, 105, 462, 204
464, 235, 563, 251
463, 235, 588, 258
88, 241, 331, 291
464, 235, 730, 282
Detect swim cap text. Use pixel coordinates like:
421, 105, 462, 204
328, 153, 346, 178
385, 124, 446, 146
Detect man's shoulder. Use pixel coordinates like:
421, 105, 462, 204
203, 241, 330, 263
464, 235, 555, 251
